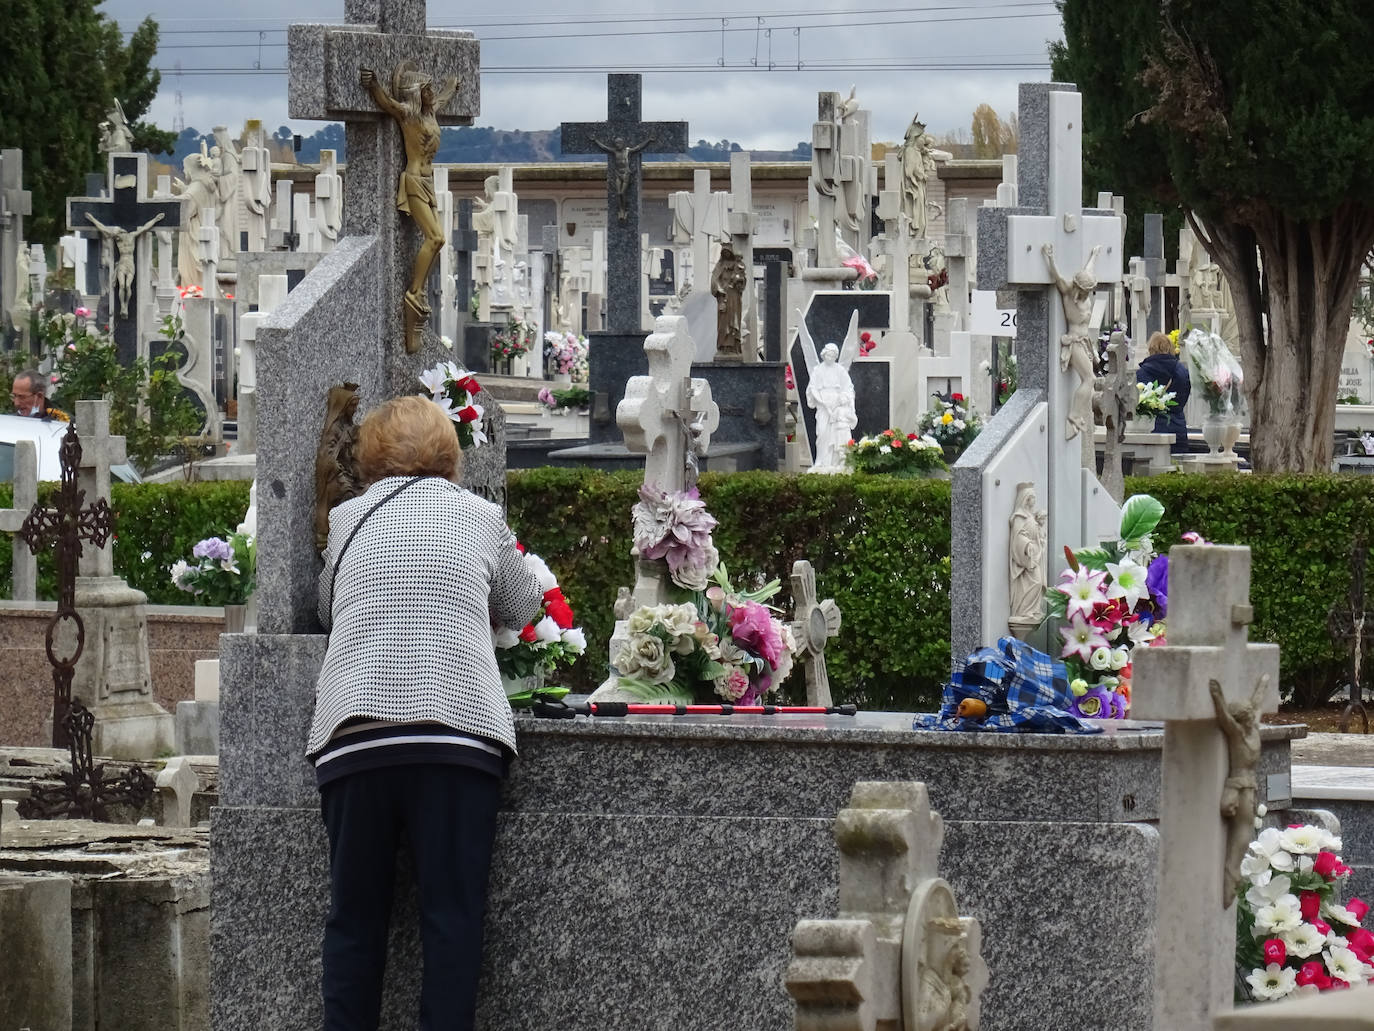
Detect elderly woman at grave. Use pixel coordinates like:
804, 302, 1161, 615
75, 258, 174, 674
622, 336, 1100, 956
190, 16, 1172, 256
1136, 330, 1192, 453
306, 395, 541, 1031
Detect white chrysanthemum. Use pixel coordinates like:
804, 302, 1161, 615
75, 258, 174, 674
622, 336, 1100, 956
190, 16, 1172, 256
1280, 825, 1336, 855
1246, 873, 1290, 909
492, 626, 520, 649
1249, 828, 1296, 872
533, 616, 562, 644
1281, 923, 1326, 959
1245, 963, 1296, 1001
1254, 897, 1304, 935
523, 553, 558, 592
560, 627, 587, 652
1325, 946, 1368, 984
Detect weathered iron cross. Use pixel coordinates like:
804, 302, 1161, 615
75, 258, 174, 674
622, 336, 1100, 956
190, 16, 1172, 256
18, 422, 115, 748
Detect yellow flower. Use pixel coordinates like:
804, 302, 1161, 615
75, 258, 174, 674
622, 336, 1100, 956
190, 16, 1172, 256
941, 411, 954, 424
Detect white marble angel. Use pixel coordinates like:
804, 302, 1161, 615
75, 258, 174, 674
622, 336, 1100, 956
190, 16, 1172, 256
797, 308, 860, 474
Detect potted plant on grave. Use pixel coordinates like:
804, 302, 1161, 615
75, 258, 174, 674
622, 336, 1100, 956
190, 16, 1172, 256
916, 391, 983, 462
845, 428, 948, 479
543, 330, 589, 384
171, 531, 257, 631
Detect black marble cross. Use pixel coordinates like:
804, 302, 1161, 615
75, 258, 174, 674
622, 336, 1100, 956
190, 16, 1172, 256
67, 154, 183, 366
560, 74, 687, 333
453, 197, 479, 314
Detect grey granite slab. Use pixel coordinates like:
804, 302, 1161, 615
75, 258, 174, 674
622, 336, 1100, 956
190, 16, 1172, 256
210, 804, 1157, 1031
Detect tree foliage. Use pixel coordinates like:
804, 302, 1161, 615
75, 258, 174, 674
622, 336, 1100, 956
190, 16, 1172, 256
969, 103, 1018, 159
1051, 0, 1374, 471
0, 3, 174, 243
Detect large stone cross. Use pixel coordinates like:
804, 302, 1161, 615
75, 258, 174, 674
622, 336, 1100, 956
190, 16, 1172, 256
287, 0, 479, 376
560, 74, 687, 333
1132, 545, 1280, 1031
1, 148, 32, 321
970, 83, 1124, 622
1142, 212, 1167, 337
73, 400, 128, 580
67, 153, 183, 366
668, 168, 728, 295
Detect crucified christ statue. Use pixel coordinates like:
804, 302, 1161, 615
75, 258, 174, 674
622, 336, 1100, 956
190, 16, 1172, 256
85, 212, 166, 319
1042, 242, 1102, 454
591, 136, 650, 222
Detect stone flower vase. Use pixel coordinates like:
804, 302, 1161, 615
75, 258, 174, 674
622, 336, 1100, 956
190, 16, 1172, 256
223, 603, 247, 634
1202, 411, 1242, 457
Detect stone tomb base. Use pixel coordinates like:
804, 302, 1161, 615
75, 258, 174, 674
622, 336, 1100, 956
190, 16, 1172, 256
212, 635, 1301, 1031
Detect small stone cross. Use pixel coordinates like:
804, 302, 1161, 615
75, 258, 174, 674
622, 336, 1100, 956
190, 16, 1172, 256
560, 74, 688, 333
1097, 329, 1136, 503
789, 559, 842, 707
618, 315, 719, 496
1132, 545, 1280, 1031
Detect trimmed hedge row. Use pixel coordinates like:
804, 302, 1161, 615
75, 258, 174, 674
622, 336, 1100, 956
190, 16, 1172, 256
2, 472, 1368, 709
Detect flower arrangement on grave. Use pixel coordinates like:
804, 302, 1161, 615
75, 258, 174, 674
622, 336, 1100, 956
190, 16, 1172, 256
980, 342, 1018, 407
491, 542, 586, 705
543, 330, 589, 381
177, 284, 205, 300
418, 362, 487, 450
1168, 327, 1181, 354
1136, 380, 1178, 419
916, 392, 982, 461
846, 428, 946, 477
1044, 494, 1170, 720
858, 331, 877, 357
1185, 328, 1245, 416
171, 531, 257, 606
1361, 432, 1374, 457
614, 484, 798, 703
490, 318, 535, 363
1234, 815, 1372, 1001
927, 267, 949, 293
537, 385, 592, 413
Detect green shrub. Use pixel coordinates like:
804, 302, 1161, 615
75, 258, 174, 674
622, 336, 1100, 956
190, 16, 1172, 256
0, 480, 252, 603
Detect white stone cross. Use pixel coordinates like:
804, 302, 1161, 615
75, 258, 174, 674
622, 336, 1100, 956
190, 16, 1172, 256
789, 559, 841, 707
1132, 545, 1280, 1031
197, 204, 220, 300
668, 169, 728, 294
315, 149, 343, 253
74, 400, 128, 580
727, 152, 758, 356
239, 120, 273, 254
618, 315, 719, 499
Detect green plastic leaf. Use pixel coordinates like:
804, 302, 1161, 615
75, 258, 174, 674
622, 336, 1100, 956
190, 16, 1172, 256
507, 686, 570, 709
1119, 494, 1164, 543
618, 677, 695, 704
1072, 547, 1113, 571
1045, 588, 1068, 620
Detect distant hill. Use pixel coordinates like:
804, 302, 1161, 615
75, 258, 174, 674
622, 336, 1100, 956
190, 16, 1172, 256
159, 125, 812, 167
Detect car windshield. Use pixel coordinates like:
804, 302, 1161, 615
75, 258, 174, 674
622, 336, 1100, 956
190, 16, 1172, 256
0, 442, 14, 483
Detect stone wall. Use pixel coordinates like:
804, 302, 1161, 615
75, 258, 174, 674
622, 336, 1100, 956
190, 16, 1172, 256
0, 603, 223, 747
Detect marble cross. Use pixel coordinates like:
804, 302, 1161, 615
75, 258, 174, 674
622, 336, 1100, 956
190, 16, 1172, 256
67, 153, 183, 366
1, 148, 32, 318
727, 151, 759, 356
1097, 329, 1136, 503
72, 400, 128, 580
1132, 545, 1280, 1031
239, 120, 273, 254
788, 559, 842, 707
561, 74, 687, 334
1126, 255, 1151, 347
668, 169, 728, 296
1142, 212, 1167, 337
315, 149, 343, 253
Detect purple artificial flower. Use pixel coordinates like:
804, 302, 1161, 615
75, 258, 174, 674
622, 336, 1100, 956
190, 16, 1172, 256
193, 537, 233, 562
1145, 554, 1168, 620
1072, 686, 1118, 720
729, 600, 784, 667
632, 484, 719, 589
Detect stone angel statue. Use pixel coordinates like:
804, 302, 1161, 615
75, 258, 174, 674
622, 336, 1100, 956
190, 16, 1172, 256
796, 308, 861, 473
360, 60, 460, 351
99, 98, 136, 155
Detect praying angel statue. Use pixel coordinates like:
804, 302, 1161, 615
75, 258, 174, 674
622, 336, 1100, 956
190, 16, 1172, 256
796, 309, 861, 474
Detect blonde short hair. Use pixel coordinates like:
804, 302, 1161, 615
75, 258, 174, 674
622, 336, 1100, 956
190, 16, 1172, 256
356, 395, 463, 483
1147, 331, 1174, 357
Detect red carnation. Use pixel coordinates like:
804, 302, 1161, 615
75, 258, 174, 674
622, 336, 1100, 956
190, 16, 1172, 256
1348, 897, 1370, 922
1314, 851, 1342, 878
515, 540, 526, 554
1300, 891, 1322, 921
545, 597, 575, 630
519, 624, 538, 643
457, 405, 479, 422
457, 375, 481, 395
891, 437, 904, 448
951, 392, 965, 403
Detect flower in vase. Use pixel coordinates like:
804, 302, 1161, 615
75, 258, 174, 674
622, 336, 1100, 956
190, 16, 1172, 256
1105, 558, 1148, 610
1056, 566, 1108, 621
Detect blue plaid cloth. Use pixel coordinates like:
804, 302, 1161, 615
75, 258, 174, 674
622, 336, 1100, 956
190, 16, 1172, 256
912, 637, 1102, 734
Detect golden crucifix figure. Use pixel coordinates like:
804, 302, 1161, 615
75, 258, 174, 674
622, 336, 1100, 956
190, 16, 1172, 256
360, 61, 459, 352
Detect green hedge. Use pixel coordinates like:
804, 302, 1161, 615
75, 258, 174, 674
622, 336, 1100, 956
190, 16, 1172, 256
3, 471, 1370, 710
0, 480, 252, 604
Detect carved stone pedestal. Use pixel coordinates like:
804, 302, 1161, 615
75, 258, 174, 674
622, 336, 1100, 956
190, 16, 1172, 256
74, 576, 174, 759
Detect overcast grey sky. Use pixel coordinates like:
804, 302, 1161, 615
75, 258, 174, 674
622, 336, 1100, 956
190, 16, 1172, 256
103, 0, 1062, 149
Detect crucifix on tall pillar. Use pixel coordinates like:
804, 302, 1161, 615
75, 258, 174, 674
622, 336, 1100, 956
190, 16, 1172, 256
287, 0, 479, 361
67, 154, 183, 367
560, 74, 688, 334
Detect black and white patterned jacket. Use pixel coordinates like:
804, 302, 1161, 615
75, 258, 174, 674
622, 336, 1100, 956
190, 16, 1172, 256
306, 475, 542, 758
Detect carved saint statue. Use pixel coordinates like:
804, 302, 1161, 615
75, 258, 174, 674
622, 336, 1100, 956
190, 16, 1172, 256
710, 243, 747, 360
1008, 482, 1047, 639
1211, 675, 1271, 908
211, 125, 242, 267
901, 116, 938, 239
99, 98, 135, 155
84, 211, 165, 319
1043, 242, 1103, 463
175, 149, 218, 288
591, 136, 650, 223
314, 384, 364, 554
361, 61, 460, 351
797, 309, 861, 473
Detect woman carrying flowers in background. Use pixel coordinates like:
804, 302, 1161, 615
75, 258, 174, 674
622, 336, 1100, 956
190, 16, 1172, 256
1136, 330, 1191, 453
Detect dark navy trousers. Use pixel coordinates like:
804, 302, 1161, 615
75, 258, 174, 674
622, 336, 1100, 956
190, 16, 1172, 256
319, 764, 503, 1031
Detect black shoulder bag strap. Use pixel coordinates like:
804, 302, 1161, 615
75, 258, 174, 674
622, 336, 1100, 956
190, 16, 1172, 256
326, 475, 425, 622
